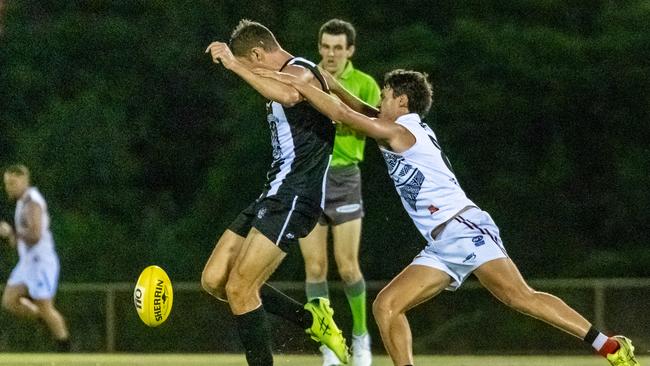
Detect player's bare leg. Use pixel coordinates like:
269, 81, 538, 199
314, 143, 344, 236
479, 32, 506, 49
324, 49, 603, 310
473, 258, 639, 365
225, 228, 286, 366
201, 229, 245, 301
300, 223, 329, 285
33, 299, 69, 341
228, 230, 350, 363
373, 265, 451, 366
332, 218, 363, 284
19, 296, 41, 315
474, 258, 591, 338
226, 227, 286, 315
1, 284, 39, 320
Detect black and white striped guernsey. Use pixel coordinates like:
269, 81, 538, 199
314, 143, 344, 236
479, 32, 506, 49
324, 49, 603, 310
261, 57, 335, 207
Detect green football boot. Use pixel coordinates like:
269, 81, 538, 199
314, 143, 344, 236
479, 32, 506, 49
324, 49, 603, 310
304, 297, 349, 364
607, 336, 640, 366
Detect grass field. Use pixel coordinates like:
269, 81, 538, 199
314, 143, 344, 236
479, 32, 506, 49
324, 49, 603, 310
0, 354, 647, 366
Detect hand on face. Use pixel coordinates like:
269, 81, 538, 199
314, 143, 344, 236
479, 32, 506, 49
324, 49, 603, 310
205, 41, 236, 69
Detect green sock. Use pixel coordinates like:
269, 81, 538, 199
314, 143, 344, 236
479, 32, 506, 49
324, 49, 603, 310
305, 281, 329, 301
344, 279, 367, 336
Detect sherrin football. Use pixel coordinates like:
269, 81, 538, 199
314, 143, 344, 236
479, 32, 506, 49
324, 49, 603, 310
134, 265, 173, 327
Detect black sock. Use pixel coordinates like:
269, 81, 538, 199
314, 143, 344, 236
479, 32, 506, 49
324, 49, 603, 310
235, 306, 274, 366
260, 283, 312, 329
584, 326, 600, 344
56, 338, 71, 352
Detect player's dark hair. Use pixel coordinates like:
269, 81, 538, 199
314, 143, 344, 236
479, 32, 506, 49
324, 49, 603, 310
319, 18, 356, 48
229, 19, 279, 57
384, 69, 433, 117
4, 164, 29, 178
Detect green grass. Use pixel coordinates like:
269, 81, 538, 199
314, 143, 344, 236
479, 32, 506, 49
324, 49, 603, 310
0, 354, 647, 366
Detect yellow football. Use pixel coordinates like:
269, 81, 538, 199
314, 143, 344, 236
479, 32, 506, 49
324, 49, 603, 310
133, 265, 173, 327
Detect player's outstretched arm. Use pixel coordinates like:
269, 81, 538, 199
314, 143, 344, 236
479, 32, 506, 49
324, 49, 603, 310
255, 69, 398, 145
319, 68, 379, 118
205, 41, 303, 107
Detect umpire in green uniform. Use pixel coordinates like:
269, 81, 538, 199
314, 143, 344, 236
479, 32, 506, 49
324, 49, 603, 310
299, 18, 380, 366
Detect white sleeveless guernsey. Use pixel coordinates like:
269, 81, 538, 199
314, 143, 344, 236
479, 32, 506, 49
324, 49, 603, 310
8, 187, 60, 299
15, 187, 55, 257
379, 113, 476, 242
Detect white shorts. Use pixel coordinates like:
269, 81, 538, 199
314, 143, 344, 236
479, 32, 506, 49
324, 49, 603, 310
411, 207, 507, 291
7, 250, 60, 300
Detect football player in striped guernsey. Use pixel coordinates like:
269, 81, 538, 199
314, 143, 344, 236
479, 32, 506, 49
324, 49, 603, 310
202, 20, 348, 365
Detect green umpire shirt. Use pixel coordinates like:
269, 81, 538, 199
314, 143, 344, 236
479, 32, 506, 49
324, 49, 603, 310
328, 61, 381, 167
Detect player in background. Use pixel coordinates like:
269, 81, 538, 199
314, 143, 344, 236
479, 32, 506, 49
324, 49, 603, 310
201, 20, 348, 365
0, 164, 71, 352
254, 68, 640, 366
300, 19, 380, 366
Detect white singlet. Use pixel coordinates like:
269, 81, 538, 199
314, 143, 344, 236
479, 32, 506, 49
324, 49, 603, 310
380, 114, 508, 290
379, 113, 476, 242
7, 187, 60, 299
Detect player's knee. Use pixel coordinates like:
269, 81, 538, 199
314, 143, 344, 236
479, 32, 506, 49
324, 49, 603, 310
1, 297, 13, 313
200, 270, 227, 301
200, 270, 215, 292
304, 260, 327, 280
372, 293, 396, 322
224, 277, 251, 303
1, 292, 16, 313
337, 263, 361, 284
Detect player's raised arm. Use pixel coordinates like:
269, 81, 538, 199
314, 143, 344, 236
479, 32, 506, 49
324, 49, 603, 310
205, 41, 304, 107
255, 69, 400, 146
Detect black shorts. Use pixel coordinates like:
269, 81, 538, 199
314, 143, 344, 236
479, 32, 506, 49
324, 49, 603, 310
319, 164, 365, 226
228, 194, 323, 251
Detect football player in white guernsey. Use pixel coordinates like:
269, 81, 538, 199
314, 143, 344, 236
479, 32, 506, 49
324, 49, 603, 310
254, 69, 639, 366
202, 20, 348, 365
0, 164, 70, 352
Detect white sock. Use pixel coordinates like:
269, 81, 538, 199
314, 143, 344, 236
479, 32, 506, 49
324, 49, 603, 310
592, 332, 609, 351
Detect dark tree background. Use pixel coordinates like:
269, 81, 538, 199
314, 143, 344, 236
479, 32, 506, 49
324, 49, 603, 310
1, 0, 648, 284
